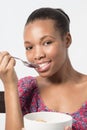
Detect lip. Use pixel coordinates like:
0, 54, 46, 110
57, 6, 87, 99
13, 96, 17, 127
36, 61, 51, 72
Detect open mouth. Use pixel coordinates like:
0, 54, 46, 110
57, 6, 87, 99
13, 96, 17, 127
36, 61, 51, 72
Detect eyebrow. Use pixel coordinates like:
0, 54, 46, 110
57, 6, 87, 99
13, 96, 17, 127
40, 35, 56, 41
24, 41, 31, 44
24, 35, 56, 44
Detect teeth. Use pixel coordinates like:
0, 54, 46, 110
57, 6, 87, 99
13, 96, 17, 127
38, 63, 48, 68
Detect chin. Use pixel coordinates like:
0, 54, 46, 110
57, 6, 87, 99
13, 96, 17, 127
38, 71, 54, 78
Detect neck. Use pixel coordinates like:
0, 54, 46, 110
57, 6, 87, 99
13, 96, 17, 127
46, 58, 80, 84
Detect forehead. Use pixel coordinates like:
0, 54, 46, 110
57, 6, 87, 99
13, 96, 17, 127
24, 19, 60, 39
24, 19, 57, 32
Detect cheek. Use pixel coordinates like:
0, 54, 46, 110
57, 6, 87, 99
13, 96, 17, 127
26, 51, 33, 62
48, 46, 67, 63
45, 45, 58, 58
45, 45, 62, 60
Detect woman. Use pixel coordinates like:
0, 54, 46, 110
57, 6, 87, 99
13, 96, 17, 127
0, 7, 87, 130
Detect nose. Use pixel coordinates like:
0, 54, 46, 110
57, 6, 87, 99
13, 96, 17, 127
34, 46, 45, 60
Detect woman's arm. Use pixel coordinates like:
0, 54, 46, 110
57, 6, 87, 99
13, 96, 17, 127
0, 51, 23, 130
5, 85, 23, 130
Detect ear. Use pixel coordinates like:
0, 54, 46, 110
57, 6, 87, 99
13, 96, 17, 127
65, 32, 72, 48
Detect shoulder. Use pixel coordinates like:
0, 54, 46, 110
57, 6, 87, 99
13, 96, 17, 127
18, 76, 37, 95
18, 76, 36, 86
18, 76, 39, 114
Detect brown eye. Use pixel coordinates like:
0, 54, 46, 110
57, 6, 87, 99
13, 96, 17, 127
25, 46, 33, 50
44, 41, 52, 46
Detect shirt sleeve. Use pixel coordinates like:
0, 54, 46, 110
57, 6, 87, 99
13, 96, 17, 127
18, 76, 36, 115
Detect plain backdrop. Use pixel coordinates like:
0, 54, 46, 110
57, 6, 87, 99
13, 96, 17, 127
0, 0, 87, 91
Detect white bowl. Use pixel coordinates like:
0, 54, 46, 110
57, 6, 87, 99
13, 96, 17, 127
24, 112, 72, 130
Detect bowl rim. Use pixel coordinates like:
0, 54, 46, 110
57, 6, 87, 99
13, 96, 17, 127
24, 111, 73, 124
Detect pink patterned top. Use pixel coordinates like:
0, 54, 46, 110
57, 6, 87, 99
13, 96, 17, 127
18, 76, 87, 130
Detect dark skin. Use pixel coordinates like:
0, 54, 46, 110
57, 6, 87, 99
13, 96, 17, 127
24, 19, 87, 114
36, 74, 87, 114
0, 19, 87, 130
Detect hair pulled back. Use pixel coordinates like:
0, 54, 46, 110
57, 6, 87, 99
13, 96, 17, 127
25, 7, 70, 36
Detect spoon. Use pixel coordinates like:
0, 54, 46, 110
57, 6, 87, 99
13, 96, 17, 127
13, 57, 39, 68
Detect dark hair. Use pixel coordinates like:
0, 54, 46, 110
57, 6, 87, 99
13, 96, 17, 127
25, 7, 70, 36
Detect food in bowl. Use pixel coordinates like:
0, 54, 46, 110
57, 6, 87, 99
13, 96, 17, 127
35, 118, 47, 122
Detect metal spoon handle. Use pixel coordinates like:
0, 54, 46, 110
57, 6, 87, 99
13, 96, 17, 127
13, 57, 38, 68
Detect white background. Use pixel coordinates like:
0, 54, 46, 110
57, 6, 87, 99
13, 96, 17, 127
0, 0, 87, 91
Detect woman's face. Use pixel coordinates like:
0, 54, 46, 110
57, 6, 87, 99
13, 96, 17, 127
24, 19, 71, 77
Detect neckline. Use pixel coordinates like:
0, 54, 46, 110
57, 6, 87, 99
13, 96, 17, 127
34, 77, 87, 115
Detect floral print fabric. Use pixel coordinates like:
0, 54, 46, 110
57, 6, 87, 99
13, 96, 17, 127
18, 76, 87, 130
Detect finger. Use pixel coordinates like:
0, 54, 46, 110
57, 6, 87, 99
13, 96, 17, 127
65, 126, 72, 130
0, 51, 9, 56
0, 55, 11, 68
0, 55, 15, 74
0, 51, 9, 64
6, 57, 16, 69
